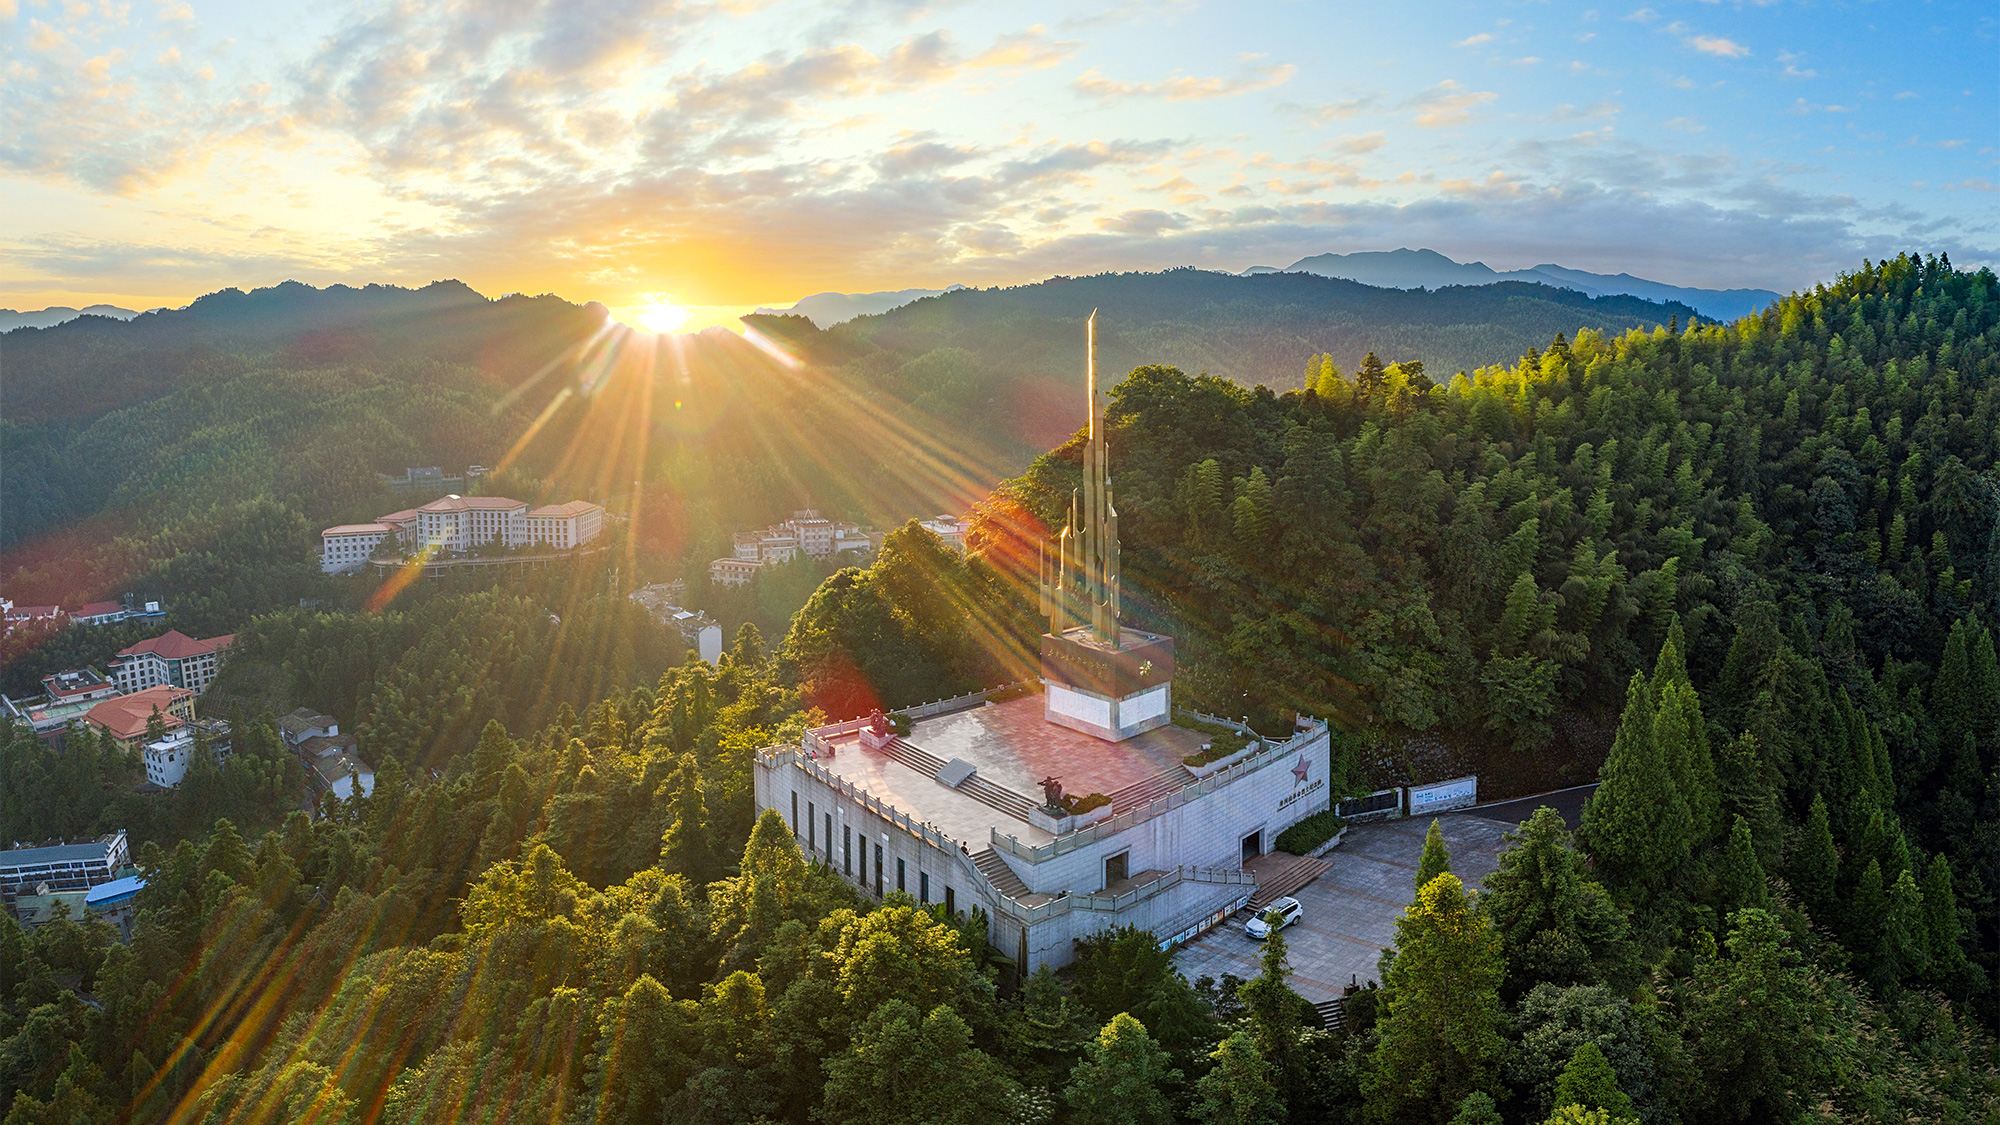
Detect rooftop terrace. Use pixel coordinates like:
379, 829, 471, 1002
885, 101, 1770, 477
804, 691, 1228, 850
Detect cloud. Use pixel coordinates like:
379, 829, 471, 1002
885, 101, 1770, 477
1687, 34, 1750, 58
1405, 80, 1497, 127
1073, 61, 1295, 102
0, 0, 16, 20
1455, 32, 1494, 47
1330, 131, 1386, 154
1664, 115, 1705, 134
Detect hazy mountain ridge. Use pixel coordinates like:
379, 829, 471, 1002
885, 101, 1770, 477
755, 285, 966, 326
751, 267, 1704, 456
0, 304, 143, 332
1268, 247, 1779, 320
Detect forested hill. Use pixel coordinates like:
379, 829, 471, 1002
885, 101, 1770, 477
0, 279, 607, 425
1, 255, 1997, 1123
752, 268, 1703, 455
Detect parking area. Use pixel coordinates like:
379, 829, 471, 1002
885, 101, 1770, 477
1170, 789, 1593, 1003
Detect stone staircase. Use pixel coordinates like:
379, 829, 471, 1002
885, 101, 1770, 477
1313, 997, 1347, 1032
1107, 767, 1185, 812
884, 738, 1035, 821
1245, 853, 1330, 913
881, 736, 945, 778
970, 846, 1032, 900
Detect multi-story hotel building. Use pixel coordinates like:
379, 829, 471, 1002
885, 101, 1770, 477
708, 509, 880, 586
109, 629, 234, 695
753, 315, 1330, 974
320, 494, 605, 573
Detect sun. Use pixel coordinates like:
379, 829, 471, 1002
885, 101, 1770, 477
633, 296, 691, 335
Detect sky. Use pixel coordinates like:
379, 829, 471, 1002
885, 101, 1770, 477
1, 0, 1995, 330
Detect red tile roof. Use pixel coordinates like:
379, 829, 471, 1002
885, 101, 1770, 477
377, 509, 420, 525
72, 601, 123, 618
116, 629, 234, 661
84, 686, 192, 742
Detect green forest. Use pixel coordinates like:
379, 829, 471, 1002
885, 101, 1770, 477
1, 254, 1997, 1122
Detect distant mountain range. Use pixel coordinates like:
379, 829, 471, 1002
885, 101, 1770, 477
0, 304, 143, 332
1245, 248, 1778, 321
750, 267, 1707, 455
755, 285, 966, 327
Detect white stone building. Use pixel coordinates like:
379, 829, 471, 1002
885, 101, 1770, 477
752, 314, 1331, 974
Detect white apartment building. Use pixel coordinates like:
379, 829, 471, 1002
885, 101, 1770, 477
142, 723, 233, 788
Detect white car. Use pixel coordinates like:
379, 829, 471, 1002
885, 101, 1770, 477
1245, 896, 1302, 940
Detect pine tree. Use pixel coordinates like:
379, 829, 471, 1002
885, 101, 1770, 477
1714, 815, 1768, 914
1367, 874, 1506, 1121
1918, 854, 1975, 996
1884, 868, 1930, 984
659, 755, 720, 885
1482, 807, 1636, 996
1579, 674, 1691, 905
1716, 733, 1781, 866
1790, 794, 1838, 918
1192, 1029, 1283, 1125
1064, 1013, 1180, 1125
1848, 859, 1889, 976
1448, 1091, 1504, 1125
1416, 818, 1452, 890
1551, 1041, 1637, 1119
1652, 679, 1721, 850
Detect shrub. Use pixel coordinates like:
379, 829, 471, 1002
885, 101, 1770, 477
1275, 809, 1344, 855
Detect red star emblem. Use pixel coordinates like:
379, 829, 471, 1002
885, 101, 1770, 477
1292, 755, 1309, 783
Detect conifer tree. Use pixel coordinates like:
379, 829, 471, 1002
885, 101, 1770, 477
1192, 1030, 1283, 1125
1848, 859, 1889, 974
1713, 814, 1767, 914
1064, 1013, 1180, 1125
1447, 1091, 1504, 1125
1416, 818, 1452, 890
1551, 1041, 1637, 1119
1790, 794, 1838, 918
1652, 680, 1721, 849
1482, 808, 1635, 996
1918, 854, 1975, 996
1579, 674, 1691, 904
1367, 874, 1506, 1121
659, 755, 720, 885
1715, 733, 1781, 866
1884, 868, 1930, 984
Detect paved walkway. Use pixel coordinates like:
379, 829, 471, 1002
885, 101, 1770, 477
1170, 791, 1592, 1003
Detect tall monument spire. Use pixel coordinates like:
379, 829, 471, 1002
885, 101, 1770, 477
1082, 309, 1121, 643
1039, 311, 1122, 643
1035, 311, 1175, 742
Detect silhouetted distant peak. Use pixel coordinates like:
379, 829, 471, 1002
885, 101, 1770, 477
1272, 247, 1777, 320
